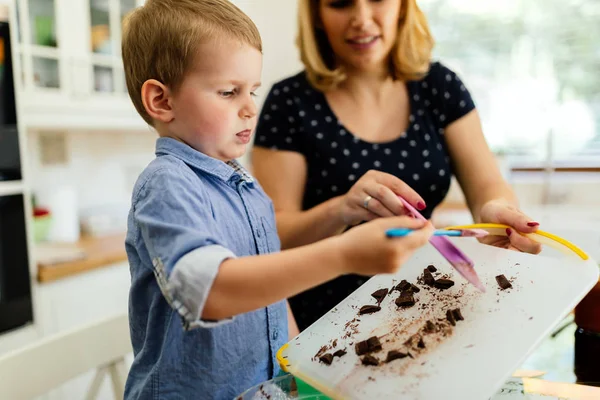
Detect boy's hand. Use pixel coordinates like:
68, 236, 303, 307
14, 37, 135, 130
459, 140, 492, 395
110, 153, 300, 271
336, 216, 434, 276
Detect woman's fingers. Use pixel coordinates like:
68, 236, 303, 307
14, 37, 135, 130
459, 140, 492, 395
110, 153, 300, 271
506, 228, 542, 254
374, 171, 426, 211
363, 184, 405, 217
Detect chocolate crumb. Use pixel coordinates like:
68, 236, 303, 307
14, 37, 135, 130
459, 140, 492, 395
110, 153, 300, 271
496, 274, 512, 290
417, 337, 425, 348
446, 309, 456, 326
452, 308, 464, 321
333, 349, 347, 358
319, 353, 334, 365
314, 345, 328, 359
423, 269, 435, 286
425, 320, 436, 332
359, 305, 381, 315
386, 350, 408, 362
427, 265, 437, 272
361, 354, 379, 366
434, 278, 455, 290
332, 339, 337, 347
395, 292, 416, 307
371, 288, 389, 303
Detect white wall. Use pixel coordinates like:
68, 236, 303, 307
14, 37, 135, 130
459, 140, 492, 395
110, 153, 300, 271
232, 0, 303, 167
27, 130, 156, 219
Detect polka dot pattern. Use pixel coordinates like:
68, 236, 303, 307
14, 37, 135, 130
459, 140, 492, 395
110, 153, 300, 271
254, 62, 476, 331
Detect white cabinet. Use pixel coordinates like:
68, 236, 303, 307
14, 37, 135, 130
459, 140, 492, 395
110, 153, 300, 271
13, 0, 147, 130
0, 261, 132, 400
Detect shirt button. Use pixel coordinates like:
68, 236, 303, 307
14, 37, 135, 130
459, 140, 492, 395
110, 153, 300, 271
256, 229, 262, 238
272, 331, 278, 340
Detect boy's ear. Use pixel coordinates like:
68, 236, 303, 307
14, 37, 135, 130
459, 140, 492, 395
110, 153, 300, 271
141, 79, 174, 123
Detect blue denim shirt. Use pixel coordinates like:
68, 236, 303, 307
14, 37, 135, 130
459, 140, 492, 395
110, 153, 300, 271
124, 137, 288, 400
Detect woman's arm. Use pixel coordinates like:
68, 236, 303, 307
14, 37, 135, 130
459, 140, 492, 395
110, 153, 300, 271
444, 110, 515, 221
445, 110, 541, 253
252, 147, 427, 249
251, 147, 348, 249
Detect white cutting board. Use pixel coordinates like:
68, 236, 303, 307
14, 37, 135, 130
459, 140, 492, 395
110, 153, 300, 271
278, 238, 599, 400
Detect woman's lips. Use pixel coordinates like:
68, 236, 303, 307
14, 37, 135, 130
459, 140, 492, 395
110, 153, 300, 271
346, 35, 380, 50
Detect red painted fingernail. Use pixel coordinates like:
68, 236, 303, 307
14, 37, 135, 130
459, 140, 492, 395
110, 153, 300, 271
417, 201, 426, 210
506, 228, 512, 236
527, 222, 539, 227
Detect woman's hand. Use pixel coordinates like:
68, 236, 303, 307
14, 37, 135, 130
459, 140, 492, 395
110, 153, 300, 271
478, 199, 542, 254
338, 170, 426, 226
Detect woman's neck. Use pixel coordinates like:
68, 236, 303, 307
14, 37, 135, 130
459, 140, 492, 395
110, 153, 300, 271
336, 64, 399, 105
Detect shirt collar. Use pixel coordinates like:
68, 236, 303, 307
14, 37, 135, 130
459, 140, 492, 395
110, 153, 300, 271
155, 137, 254, 183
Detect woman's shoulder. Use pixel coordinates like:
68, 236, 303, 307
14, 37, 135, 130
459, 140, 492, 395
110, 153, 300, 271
422, 61, 460, 84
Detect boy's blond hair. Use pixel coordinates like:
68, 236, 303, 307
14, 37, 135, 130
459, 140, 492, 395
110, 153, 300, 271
122, 0, 262, 125
297, 0, 434, 91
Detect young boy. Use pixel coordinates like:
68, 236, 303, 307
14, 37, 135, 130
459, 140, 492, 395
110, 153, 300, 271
121, 0, 433, 398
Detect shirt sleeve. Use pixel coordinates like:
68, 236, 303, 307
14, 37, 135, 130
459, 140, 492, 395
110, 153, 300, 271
133, 165, 235, 330
254, 81, 307, 155
430, 62, 476, 128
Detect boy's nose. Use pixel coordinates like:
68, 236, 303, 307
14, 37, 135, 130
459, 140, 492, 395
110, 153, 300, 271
240, 96, 258, 119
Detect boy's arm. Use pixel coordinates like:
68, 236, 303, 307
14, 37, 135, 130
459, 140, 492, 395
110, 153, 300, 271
202, 216, 431, 320
287, 301, 300, 339
202, 236, 344, 320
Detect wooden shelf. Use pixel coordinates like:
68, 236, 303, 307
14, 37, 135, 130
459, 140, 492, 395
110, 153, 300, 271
37, 233, 127, 283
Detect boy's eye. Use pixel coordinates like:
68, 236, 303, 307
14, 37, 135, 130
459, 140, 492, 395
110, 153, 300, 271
250, 91, 258, 97
219, 90, 235, 98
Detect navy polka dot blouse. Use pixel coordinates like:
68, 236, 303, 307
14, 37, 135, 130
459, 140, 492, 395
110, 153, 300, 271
254, 62, 476, 330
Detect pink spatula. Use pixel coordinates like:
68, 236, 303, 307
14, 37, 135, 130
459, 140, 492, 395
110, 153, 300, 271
398, 196, 486, 292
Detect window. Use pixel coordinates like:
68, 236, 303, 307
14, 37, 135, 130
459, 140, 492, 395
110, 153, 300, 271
421, 0, 600, 168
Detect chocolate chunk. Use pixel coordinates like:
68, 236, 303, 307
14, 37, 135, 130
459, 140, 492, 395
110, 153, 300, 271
417, 337, 425, 348
427, 265, 437, 272
386, 350, 408, 363
371, 288, 389, 303
355, 340, 370, 356
333, 349, 347, 358
361, 354, 379, 366
423, 269, 435, 286
319, 353, 334, 365
366, 336, 382, 352
410, 284, 421, 293
425, 320, 436, 332
359, 305, 381, 315
496, 274, 512, 290
355, 336, 381, 355
446, 309, 456, 326
452, 308, 464, 321
395, 292, 416, 307
396, 280, 411, 291
434, 278, 455, 290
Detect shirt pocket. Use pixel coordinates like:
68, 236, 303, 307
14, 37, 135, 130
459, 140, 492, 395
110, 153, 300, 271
260, 216, 281, 253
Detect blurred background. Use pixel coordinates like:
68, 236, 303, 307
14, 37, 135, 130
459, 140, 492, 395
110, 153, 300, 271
0, 0, 598, 399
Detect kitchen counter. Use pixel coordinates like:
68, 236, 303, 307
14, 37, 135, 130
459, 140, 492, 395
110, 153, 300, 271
36, 233, 127, 283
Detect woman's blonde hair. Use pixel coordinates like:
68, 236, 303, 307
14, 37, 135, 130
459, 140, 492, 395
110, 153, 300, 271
297, 0, 434, 91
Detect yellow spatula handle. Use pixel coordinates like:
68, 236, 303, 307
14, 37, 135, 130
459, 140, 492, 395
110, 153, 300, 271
444, 223, 589, 260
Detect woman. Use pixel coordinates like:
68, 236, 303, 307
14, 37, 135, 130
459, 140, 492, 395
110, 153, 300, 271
252, 0, 541, 330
